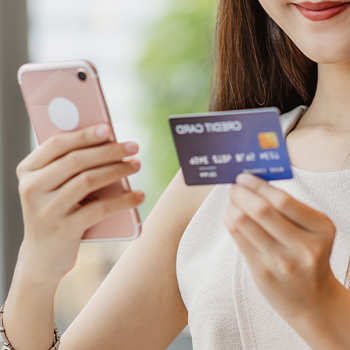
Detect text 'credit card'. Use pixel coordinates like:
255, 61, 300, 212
169, 108, 293, 185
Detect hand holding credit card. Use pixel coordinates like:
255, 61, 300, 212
169, 108, 293, 185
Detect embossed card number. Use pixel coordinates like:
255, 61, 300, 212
169, 108, 293, 185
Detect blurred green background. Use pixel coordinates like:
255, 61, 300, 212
137, 0, 216, 216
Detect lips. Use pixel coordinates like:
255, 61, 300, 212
295, 1, 350, 21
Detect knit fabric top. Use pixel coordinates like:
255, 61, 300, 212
176, 106, 350, 349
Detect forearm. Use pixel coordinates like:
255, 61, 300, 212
2, 243, 61, 350
290, 281, 350, 350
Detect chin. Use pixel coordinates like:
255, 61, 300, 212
278, 14, 350, 64
283, 24, 350, 64
296, 39, 350, 64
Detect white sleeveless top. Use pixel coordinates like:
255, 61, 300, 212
176, 106, 350, 350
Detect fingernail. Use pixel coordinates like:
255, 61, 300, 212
96, 125, 109, 138
137, 192, 145, 201
236, 173, 252, 187
124, 142, 139, 154
130, 160, 141, 170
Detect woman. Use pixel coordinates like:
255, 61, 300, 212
2, 0, 350, 349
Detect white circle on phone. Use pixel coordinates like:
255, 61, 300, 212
48, 97, 80, 131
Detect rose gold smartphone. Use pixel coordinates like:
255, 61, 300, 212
17, 59, 142, 242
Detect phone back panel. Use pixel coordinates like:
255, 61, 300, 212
18, 60, 141, 241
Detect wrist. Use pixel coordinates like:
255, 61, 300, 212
3, 260, 61, 350
290, 277, 350, 349
15, 239, 65, 289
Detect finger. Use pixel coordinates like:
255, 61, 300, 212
230, 184, 305, 247
69, 190, 145, 231
51, 160, 141, 215
18, 124, 133, 173
225, 202, 280, 254
34, 141, 139, 193
223, 213, 261, 265
236, 173, 326, 231
224, 213, 289, 283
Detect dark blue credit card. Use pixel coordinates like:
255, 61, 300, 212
169, 108, 293, 185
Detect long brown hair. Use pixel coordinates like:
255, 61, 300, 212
211, 0, 350, 288
210, 0, 317, 113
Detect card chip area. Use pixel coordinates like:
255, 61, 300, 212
258, 132, 279, 149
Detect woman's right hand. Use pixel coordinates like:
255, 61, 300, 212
15, 124, 144, 285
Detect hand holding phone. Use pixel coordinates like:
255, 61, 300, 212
17, 60, 142, 242
16, 124, 145, 281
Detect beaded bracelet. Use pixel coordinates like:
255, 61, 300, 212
0, 304, 60, 350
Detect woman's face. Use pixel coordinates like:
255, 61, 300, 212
258, 1, 350, 64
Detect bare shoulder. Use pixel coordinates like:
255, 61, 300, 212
61, 170, 214, 350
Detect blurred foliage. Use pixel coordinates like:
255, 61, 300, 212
138, 0, 217, 212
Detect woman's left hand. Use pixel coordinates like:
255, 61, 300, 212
223, 173, 340, 324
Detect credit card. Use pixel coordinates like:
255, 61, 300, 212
169, 107, 293, 185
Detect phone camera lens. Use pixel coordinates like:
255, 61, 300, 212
78, 72, 86, 81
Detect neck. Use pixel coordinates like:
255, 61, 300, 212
300, 62, 350, 131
